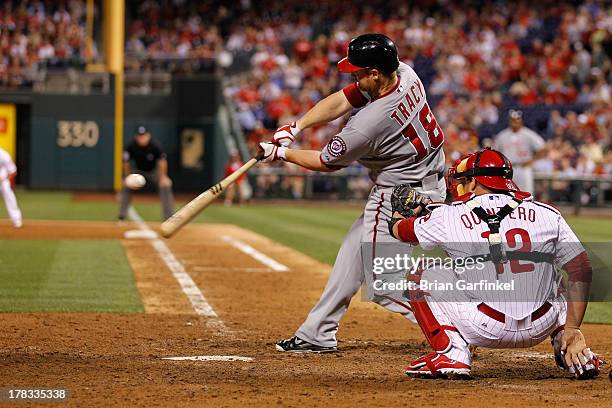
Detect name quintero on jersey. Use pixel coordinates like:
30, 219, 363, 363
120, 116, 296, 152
371, 254, 485, 275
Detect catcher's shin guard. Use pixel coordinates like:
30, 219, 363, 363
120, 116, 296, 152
407, 277, 456, 353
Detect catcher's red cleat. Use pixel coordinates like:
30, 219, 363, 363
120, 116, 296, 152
405, 352, 471, 379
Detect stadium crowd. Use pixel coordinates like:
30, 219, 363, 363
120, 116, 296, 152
219, 0, 610, 199
224, 1, 610, 167
1, 1, 610, 199
0, 0, 94, 89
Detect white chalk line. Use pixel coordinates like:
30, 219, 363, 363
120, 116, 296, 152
192, 266, 273, 273
221, 235, 289, 272
124, 229, 157, 239
127, 207, 226, 331
161, 355, 253, 362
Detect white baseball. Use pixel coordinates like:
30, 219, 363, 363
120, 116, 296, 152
125, 174, 146, 190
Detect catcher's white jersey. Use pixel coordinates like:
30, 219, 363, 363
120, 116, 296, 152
493, 127, 545, 165
320, 62, 446, 187
413, 193, 584, 320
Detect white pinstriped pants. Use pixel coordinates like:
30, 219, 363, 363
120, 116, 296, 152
422, 267, 566, 365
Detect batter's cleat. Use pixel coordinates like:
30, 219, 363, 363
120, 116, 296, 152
275, 336, 337, 353
405, 352, 472, 379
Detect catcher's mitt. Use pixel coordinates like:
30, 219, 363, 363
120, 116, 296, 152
390, 184, 431, 218
388, 185, 432, 239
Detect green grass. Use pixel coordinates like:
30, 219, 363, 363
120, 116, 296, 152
8, 191, 121, 221
0, 239, 143, 312
584, 303, 612, 324
6, 190, 363, 263
7, 190, 611, 264
1, 190, 612, 321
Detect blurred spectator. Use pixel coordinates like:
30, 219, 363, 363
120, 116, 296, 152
0, 0, 93, 89
493, 110, 546, 193
223, 151, 247, 206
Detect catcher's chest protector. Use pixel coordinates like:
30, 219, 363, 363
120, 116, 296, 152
464, 195, 523, 272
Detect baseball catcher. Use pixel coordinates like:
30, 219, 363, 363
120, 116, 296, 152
389, 148, 601, 379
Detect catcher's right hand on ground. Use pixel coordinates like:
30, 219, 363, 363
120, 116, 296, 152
270, 121, 300, 147
560, 328, 601, 379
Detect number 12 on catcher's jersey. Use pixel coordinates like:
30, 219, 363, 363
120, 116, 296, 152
401, 103, 445, 162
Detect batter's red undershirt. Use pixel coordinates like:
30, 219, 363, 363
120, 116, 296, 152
342, 83, 368, 108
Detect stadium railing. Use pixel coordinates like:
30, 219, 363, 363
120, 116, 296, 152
534, 173, 612, 215
247, 169, 612, 211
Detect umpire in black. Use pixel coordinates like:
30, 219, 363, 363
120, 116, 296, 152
118, 126, 174, 221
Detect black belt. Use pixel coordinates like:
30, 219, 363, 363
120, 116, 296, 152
407, 172, 444, 188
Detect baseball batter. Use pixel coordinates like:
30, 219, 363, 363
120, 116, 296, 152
0, 147, 22, 228
493, 110, 546, 194
258, 33, 447, 352
389, 148, 600, 379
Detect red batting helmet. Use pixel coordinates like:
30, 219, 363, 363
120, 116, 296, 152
447, 148, 518, 200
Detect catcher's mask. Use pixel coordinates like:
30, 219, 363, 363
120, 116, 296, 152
447, 148, 518, 200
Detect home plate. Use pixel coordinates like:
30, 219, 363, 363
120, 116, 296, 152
161, 355, 254, 362
124, 230, 158, 239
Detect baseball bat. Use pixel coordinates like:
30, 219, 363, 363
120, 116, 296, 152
160, 151, 264, 238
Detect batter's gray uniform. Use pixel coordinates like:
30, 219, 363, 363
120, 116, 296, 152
295, 62, 447, 347
493, 127, 545, 193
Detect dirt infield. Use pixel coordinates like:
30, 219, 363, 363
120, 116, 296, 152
1, 220, 611, 407
0, 219, 131, 239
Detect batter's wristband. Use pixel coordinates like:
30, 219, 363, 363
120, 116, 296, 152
290, 121, 301, 136
277, 146, 287, 161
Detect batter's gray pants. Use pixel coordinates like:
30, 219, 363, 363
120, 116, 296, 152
295, 176, 446, 347
118, 171, 174, 221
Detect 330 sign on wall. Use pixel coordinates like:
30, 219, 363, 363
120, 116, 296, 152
57, 121, 100, 148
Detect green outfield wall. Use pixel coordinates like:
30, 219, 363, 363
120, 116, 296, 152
0, 74, 225, 191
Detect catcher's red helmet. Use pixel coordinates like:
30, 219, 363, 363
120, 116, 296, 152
447, 148, 518, 200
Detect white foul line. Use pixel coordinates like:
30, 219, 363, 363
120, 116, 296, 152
192, 266, 274, 273
127, 207, 226, 330
221, 235, 289, 272
161, 355, 253, 362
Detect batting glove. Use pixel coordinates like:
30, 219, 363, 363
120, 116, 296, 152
270, 121, 300, 147
258, 142, 287, 163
